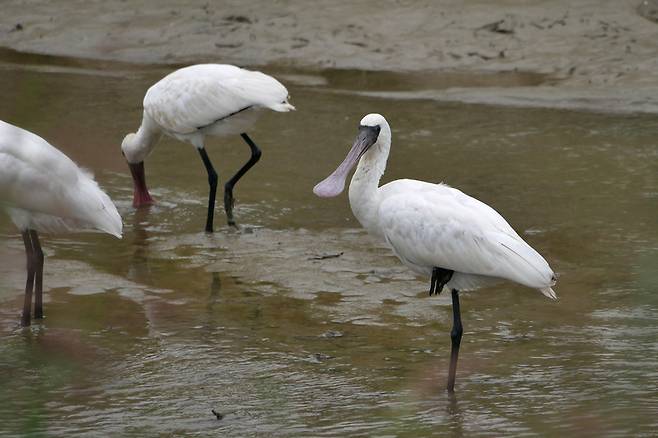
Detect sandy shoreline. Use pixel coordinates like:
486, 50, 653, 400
2, 0, 658, 112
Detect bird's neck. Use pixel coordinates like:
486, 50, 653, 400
348, 139, 390, 235
134, 113, 161, 161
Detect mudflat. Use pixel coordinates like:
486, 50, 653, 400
2, 0, 658, 112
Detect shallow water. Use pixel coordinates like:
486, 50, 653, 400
0, 52, 656, 437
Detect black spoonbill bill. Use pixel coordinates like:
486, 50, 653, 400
0, 120, 122, 326
121, 64, 295, 232
313, 113, 557, 393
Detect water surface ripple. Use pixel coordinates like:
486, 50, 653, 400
0, 55, 656, 437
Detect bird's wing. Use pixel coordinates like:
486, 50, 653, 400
377, 179, 554, 289
0, 120, 122, 237
144, 64, 292, 134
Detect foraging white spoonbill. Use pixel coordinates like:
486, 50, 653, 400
313, 113, 557, 393
0, 120, 122, 326
121, 64, 295, 232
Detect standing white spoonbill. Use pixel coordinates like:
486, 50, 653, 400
0, 120, 122, 326
121, 64, 295, 232
313, 114, 557, 393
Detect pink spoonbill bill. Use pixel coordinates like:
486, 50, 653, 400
121, 64, 295, 232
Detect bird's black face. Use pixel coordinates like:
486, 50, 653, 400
355, 124, 381, 159
312, 123, 381, 198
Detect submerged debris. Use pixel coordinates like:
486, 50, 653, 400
308, 353, 334, 363
478, 19, 515, 35
321, 330, 344, 338
224, 15, 251, 24
211, 409, 223, 420
308, 252, 344, 260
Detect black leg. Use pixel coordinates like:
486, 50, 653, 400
447, 289, 463, 393
429, 267, 453, 296
21, 231, 35, 327
30, 230, 44, 319
224, 133, 262, 227
430, 268, 438, 296
198, 148, 219, 233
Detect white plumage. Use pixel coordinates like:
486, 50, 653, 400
377, 180, 556, 297
144, 64, 293, 138
121, 64, 295, 230
0, 120, 122, 326
0, 120, 122, 237
314, 113, 556, 298
313, 113, 557, 392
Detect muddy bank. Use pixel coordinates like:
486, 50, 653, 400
2, 0, 658, 112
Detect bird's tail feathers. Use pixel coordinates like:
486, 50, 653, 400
539, 287, 558, 300
267, 102, 296, 112
94, 192, 123, 239
494, 232, 555, 288
73, 175, 123, 238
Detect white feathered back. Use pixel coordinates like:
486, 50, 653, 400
0, 120, 122, 237
377, 180, 555, 291
144, 64, 293, 135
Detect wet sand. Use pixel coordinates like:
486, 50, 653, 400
2, 0, 658, 112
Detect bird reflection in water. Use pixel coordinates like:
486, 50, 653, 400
127, 207, 152, 284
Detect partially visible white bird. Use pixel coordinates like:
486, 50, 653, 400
0, 120, 122, 326
313, 113, 557, 393
121, 64, 295, 232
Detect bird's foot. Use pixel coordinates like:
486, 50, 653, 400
429, 267, 453, 297
429, 286, 443, 296
429, 268, 438, 296
430, 283, 446, 296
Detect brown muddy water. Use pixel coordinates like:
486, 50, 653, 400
0, 51, 656, 437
